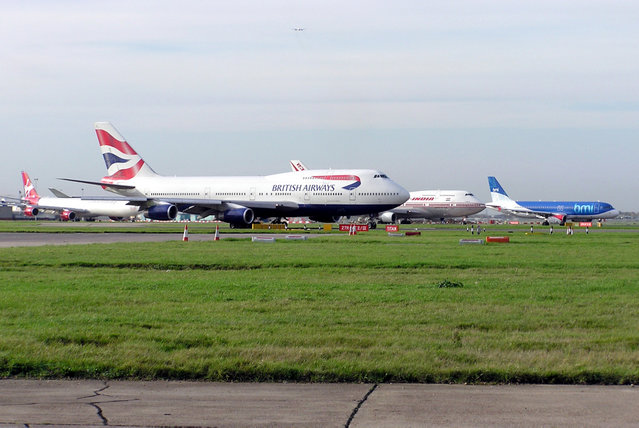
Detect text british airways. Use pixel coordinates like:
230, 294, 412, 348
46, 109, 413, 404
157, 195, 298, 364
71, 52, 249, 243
272, 184, 336, 192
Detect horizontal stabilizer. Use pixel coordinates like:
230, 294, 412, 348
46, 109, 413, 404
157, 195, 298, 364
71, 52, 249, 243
49, 188, 70, 198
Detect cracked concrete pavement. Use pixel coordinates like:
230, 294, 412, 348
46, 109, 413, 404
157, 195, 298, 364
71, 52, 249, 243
1, 380, 638, 427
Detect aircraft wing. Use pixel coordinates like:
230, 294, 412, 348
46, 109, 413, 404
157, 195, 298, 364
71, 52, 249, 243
487, 204, 552, 219
80, 195, 300, 218
59, 178, 136, 190
162, 198, 299, 217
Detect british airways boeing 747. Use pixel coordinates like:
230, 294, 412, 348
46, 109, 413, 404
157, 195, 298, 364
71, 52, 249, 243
62, 123, 409, 227
486, 176, 619, 225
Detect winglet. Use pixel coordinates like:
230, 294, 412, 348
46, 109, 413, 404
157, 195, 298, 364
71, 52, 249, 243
289, 160, 308, 172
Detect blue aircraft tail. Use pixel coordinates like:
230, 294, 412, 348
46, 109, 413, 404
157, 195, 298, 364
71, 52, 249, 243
488, 176, 509, 197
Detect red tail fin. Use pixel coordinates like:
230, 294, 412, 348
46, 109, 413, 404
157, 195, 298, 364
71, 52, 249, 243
21, 171, 40, 204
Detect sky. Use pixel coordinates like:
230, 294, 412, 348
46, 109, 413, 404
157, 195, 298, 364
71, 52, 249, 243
1, 1, 638, 210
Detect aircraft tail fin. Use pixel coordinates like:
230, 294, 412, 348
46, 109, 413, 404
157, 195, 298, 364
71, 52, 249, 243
95, 122, 158, 182
21, 171, 40, 204
289, 160, 308, 172
487, 176, 513, 205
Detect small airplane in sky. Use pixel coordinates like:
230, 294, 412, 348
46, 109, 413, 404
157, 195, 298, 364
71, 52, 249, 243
61, 122, 409, 227
16, 171, 141, 220
486, 176, 619, 225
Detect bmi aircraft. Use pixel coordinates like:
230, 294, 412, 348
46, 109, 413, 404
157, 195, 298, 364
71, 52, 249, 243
62, 122, 410, 227
486, 176, 619, 225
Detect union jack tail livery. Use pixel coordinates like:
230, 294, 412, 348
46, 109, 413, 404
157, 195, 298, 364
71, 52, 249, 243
95, 122, 157, 183
61, 121, 411, 226
21, 171, 40, 204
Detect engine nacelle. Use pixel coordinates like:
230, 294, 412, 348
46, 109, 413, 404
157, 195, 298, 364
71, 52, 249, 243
23, 206, 39, 217
379, 211, 397, 224
59, 210, 77, 221
308, 215, 341, 223
219, 208, 254, 225
146, 204, 178, 221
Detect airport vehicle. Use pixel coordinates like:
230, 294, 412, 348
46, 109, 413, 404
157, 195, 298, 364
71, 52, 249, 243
62, 122, 410, 227
17, 171, 141, 220
486, 176, 619, 225
378, 190, 485, 223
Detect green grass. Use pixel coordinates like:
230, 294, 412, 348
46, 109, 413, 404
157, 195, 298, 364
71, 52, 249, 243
1, 228, 638, 383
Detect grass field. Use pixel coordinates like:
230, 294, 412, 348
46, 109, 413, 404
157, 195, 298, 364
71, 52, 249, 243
1, 224, 638, 384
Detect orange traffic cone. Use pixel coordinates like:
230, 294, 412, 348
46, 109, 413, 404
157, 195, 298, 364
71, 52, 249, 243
214, 224, 220, 241
182, 224, 189, 241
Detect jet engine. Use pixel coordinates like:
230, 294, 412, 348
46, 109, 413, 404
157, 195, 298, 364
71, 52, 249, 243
59, 210, 77, 221
308, 215, 341, 223
146, 204, 178, 221
379, 211, 397, 224
23, 206, 39, 217
219, 208, 254, 226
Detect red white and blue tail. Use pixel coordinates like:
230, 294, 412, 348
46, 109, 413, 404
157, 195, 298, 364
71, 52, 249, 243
21, 171, 40, 204
95, 122, 157, 182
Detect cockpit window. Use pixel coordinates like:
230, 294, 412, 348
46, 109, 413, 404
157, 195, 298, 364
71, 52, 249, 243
373, 173, 390, 179
465, 193, 474, 196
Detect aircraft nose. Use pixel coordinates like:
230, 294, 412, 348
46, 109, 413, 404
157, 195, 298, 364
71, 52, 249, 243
397, 185, 410, 203
608, 209, 620, 218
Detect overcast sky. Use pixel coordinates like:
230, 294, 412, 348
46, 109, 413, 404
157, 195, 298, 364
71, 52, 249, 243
1, 1, 638, 210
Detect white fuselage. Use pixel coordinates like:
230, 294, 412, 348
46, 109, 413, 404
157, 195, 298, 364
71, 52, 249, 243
105, 169, 410, 218
389, 190, 485, 220
34, 197, 141, 219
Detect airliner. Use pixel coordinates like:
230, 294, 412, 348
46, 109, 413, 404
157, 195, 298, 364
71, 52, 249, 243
18, 171, 141, 220
62, 122, 410, 227
486, 176, 619, 225
378, 190, 486, 223
288, 161, 485, 223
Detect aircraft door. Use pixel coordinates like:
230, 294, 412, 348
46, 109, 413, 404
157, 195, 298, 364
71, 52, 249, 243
250, 187, 256, 201
349, 191, 356, 201
204, 187, 210, 199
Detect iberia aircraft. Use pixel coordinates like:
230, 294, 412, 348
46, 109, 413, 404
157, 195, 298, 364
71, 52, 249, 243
62, 122, 410, 227
18, 171, 141, 220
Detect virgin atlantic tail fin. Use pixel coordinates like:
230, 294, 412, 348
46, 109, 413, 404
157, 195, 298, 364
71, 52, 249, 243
21, 171, 40, 204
